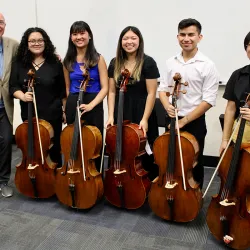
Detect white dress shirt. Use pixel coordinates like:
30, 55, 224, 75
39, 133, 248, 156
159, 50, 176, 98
158, 50, 219, 117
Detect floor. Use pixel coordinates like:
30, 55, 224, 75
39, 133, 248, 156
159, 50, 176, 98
0, 145, 247, 250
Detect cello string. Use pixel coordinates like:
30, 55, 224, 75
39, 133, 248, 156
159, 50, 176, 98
77, 106, 86, 181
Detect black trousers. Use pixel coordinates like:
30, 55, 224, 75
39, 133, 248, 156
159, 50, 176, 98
47, 117, 62, 168
65, 93, 104, 171
166, 115, 207, 189
0, 109, 13, 184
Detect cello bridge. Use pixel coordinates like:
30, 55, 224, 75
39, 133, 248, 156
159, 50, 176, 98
67, 169, 80, 174
113, 169, 127, 175
27, 163, 39, 170
219, 199, 236, 207
165, 181, 178, 189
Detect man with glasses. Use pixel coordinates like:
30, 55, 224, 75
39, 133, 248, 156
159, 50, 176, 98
0, 12, 19, 197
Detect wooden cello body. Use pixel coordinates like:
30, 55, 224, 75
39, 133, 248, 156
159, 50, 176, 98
104, 69, 151, 209
206, 95, 250, 249
15, 70, 56, 198
104, 122, 150, 209
148, 131, 202, 221
56, 123, 103, 209
55, 66, 103, 209
148, 73, 203, 222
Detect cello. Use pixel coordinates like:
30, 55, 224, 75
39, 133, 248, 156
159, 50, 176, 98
15, 69, 56, 198
148, 73, 203, 222
55, 66, 103, 209
104, 69, 151, 209
206, 94, 250, 249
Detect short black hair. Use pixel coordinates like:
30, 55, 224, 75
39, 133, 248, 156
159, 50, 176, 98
178, 18, 202, 34
244, 32, 250, 51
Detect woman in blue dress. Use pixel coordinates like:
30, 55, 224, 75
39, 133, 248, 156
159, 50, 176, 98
63, 21, 108, 170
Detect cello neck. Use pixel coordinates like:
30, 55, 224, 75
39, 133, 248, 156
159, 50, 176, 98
167, 117, 176, 175
115, 90, 124, 163
27, 100, 34, 163
27, 73, 35, 164
166, 89, 178, 175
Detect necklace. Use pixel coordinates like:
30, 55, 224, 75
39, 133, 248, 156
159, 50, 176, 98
32, 59, 45, 69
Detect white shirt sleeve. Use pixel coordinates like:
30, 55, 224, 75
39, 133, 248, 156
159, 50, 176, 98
158, 60, 171, 92
202, 63, 219, 106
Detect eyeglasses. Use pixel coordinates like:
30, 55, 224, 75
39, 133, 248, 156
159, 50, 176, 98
28, 39, 44, 45
0, 21, 5, 26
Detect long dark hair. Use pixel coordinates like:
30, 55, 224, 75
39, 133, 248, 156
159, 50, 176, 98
63, 21, 99, 71
15, 27, 58, 66
114, 26, 144, 82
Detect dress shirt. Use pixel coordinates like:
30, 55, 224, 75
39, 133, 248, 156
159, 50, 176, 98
158, 50, 219, 117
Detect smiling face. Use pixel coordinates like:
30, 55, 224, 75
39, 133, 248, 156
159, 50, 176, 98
71, 30, 90, 49
177, 25, 202, 53
121, 30, 140, 56
28, 32, 45, 56
0, 13, 6, 38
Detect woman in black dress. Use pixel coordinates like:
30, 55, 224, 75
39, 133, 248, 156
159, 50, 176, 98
106, 26, 159, 180
9, 27, 66, 167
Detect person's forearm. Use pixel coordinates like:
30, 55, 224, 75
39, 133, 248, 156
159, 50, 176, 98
89, 87, 108, 108
142, 93, 156, 121
107, 92, 115, 118
13, 90, 25, 101
62, 98, 67, 111
184, 101, 211, 124
222, 106, 235, 141
159, 91, 171, 110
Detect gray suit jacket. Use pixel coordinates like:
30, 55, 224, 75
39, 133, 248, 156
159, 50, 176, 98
0, 37, 19, 125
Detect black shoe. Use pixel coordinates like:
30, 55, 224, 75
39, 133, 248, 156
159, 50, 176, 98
0, 183, 13, 197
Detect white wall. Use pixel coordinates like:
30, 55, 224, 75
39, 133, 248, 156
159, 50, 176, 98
2, 0, 249, 156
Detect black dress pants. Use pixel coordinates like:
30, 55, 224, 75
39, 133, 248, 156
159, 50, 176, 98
47, 117, 63, 168
166, 115, 207, 189
0, 109, 13, 184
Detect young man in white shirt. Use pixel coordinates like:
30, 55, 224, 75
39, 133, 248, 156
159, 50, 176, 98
158, 18, 219, 188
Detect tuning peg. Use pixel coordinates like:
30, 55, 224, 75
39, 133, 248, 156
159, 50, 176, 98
179, 90, 187, 94
182, 81, 188, 86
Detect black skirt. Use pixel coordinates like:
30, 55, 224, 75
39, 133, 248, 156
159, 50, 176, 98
65, 92, 104, 135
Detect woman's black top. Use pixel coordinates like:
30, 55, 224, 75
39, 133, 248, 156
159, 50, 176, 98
9, 60, 66, 122
108, 54, 160, 145
223, 64, 250, 118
